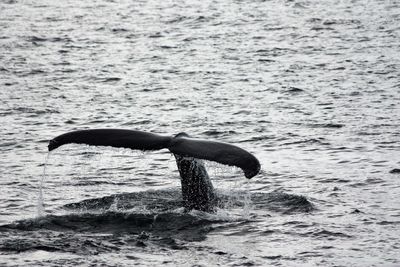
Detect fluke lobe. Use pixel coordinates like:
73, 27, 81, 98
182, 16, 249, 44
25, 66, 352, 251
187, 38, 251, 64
48, 129, 261, 211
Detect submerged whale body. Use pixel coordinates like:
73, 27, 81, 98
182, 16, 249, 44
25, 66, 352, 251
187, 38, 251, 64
48, 129, 261, 212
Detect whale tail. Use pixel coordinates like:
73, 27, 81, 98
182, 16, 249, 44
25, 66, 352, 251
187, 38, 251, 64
48, 129, 260, 178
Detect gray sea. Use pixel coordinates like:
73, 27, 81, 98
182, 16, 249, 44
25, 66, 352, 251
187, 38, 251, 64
1, 0, 399, 266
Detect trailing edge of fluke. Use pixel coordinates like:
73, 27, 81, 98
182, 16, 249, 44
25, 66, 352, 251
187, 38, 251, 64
48, 129, 261, 178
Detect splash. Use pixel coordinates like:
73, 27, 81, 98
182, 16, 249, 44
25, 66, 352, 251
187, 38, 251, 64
37, 152, 51, 217
203, 160, 241, 180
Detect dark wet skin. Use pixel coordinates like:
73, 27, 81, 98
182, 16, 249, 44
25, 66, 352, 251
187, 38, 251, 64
174, 154, 216, 212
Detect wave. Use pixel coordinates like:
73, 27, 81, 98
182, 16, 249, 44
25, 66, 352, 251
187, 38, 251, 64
0, 190, 314, 254
249, 191, 315, 213
62, 189, 314, 215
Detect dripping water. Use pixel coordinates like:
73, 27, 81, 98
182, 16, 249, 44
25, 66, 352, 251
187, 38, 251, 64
37, 152, 50, 217
241, 179, 252, 219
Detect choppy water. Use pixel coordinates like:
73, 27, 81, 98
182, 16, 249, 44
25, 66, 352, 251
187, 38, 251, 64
1, 0, 400, 266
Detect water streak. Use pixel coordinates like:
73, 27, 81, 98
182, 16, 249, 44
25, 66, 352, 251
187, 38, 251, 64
37, 152, 50, 217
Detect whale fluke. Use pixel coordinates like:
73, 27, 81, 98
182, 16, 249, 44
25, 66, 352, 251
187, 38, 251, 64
48, 129, 260, 179
48, 129, 261, 211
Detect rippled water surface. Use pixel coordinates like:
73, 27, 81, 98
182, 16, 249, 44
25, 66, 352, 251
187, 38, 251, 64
1, 0, 400, 266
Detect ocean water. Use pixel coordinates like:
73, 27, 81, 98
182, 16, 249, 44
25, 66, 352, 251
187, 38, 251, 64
1, 0, 399, 266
